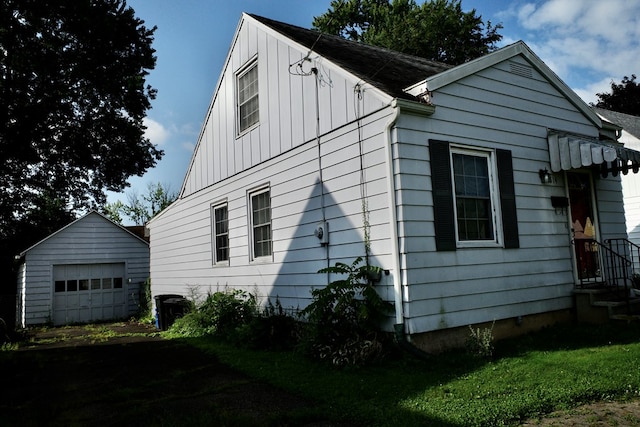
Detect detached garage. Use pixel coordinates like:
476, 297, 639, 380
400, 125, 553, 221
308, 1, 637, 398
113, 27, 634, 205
16, 211, 150, 327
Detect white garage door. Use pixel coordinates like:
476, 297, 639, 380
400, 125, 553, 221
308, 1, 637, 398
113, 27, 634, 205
53, 263, 126, 325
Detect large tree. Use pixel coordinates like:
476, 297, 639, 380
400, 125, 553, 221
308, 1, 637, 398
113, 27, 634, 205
594, 74, 640, 116
313, 0, 502, 65
0, 0, 161, 238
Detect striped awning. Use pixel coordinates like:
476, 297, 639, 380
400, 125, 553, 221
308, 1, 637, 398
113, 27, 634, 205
548, 134, 640, 176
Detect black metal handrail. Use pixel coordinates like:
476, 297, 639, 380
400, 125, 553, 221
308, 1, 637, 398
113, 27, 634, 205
574, 238, 634, 313
605, 238, 640, 277
574, 238, 630, 291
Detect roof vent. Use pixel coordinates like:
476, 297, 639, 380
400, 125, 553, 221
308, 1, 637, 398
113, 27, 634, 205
509, 62, 533, 78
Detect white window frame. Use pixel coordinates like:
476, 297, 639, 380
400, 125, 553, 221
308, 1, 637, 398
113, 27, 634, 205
211, 201, 229, 265
449, 145, 502, 248
248, 185, 272, 262
236, 57, 259, 136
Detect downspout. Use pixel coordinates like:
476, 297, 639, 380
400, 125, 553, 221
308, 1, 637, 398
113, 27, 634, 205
385, 99, 434, 358
384, 100, 404, 328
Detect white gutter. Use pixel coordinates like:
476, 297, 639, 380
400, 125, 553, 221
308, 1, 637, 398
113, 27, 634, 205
385, 98, 436, 329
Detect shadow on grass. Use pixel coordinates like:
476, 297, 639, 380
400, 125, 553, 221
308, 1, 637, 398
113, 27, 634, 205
1, 331, 464, 427
175, 335, 494, 427
495, 321, 640, 357
174, 320, 640, 427
1, 338, 333, 427
3, 321, 637, 427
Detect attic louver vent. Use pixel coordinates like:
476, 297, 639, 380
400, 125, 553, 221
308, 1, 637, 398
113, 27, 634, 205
509, 62, 533, 78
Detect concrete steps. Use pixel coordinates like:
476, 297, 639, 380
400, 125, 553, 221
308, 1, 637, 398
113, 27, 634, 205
574, 287, 640, 324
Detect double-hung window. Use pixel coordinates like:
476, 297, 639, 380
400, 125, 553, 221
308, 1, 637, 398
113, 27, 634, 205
429, 140, 519, 250
250, 188, 272, 259
211, 203, 229, 264
237, 60, 259, 134
451, 148, 495, 242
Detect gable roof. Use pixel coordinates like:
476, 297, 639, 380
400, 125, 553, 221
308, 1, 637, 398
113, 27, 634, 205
594, 108, 640, 142
19, 211, 149, 257
251, 15, 601, 129
249, 14, 451, 101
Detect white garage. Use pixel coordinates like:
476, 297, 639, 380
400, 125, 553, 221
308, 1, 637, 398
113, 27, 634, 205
16, 212, 150, 327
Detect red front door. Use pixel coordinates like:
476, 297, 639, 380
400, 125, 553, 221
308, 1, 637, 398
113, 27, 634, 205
568, 172, 600, 281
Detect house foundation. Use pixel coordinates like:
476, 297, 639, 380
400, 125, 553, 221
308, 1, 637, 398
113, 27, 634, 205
408, 309, 574, 354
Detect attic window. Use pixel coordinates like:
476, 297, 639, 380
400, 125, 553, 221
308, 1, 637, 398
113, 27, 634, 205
509, 62, 533, 79
237, 59, 259, 134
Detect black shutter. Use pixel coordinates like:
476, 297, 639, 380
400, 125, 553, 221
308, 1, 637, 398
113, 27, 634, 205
429, 140, 456, 251
496, 149, 520, 249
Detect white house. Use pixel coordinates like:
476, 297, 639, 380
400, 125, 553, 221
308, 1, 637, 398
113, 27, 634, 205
16, 211, 150, 327
147, 14, 640, 351
594, 108, 640, 250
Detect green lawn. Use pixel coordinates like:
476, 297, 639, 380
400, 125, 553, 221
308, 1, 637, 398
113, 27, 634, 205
178, 322, 640, 426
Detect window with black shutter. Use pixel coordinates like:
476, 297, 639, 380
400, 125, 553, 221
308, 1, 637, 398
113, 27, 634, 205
429, 140, 519, 250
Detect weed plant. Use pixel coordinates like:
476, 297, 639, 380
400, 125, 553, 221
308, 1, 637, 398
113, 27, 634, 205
466, 321, 495, 358
235, 297, 299, 350
135, 278, 155, 324
299, 257, 393, 367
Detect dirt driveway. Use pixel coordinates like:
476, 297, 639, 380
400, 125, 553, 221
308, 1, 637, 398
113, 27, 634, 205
1, 322, 338, 426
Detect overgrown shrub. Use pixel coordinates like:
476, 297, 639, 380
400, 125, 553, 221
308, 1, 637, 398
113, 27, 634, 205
299, 257, 392, 367
235, 298, 299, 350
169, 289, 258, 339
135, 278, 153, 323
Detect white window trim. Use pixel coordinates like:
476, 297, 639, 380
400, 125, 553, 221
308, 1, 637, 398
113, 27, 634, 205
236, 56, 259, 137
449, 145, 503, 248
211, 201, 229, 266
248, 185, 273, 263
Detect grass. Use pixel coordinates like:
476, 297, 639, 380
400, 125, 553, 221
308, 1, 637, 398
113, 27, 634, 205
12, 321, 160, 349
176, 322, 640, 427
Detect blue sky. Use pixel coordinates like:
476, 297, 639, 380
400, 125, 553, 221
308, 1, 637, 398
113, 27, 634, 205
112, 0, 640, 209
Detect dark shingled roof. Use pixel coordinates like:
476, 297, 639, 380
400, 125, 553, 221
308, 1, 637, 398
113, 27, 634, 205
594, 107, 640, 140
250, 14, 452, 101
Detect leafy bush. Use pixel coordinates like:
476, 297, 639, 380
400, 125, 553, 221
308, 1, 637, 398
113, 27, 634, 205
135, 278, 154, 323
235, 298, 299, 350
168, 289, 258, 339
299, 257, 392, 367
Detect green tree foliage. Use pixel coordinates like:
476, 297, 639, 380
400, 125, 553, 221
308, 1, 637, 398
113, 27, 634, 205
0, 0, 161, 235
594, 74, 640, 116
104, 182, 177, 225
313, 0, 502, 65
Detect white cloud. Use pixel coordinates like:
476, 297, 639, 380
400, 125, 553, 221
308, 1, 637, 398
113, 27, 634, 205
573, 77, 615, 105
518, 0, 581, 29
143, 117, 170, 146
508, 0, 640, 100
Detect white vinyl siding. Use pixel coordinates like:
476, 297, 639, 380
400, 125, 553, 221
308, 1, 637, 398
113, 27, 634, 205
148, 108, 394, 312
180, 16, 389, 197
395, 56, 604, 334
